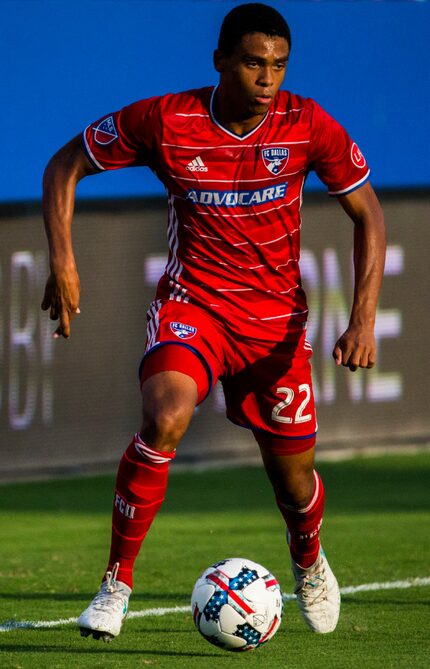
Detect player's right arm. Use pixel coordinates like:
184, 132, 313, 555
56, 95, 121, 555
41, 135, 99, 338
42, 98, 159, 338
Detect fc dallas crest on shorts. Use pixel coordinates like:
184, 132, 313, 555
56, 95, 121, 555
170, 322, 197, 339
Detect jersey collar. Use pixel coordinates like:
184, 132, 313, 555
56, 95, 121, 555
209, 85, 270, 141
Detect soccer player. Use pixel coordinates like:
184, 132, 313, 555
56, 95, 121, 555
41, 3, 385, 640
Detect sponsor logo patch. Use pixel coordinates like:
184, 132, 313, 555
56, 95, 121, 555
170, 322, 197, 339
262, 147, 290, 175
186, 182, 288, 207
93, 116, 118, 145
351, 142, 366, 168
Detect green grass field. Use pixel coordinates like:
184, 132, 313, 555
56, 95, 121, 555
1, 452, 429, 669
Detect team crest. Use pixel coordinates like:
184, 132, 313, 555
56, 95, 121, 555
93, 116, 118, 145
262, 147, 290, 175
170, 322, 197, 340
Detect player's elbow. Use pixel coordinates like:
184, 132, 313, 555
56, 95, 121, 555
43, 135, 96, 188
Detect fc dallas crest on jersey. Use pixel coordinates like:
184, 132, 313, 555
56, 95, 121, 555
261, 147, 290, 174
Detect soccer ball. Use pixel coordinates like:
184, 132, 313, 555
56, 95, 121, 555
191, 557, 283, 652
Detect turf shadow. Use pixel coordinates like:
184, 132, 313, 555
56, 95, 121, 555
0, 591, 187, 602
0, 643, 222, 658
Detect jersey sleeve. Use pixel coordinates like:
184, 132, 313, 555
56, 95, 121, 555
308, 100, 370, 196
82, 97, 161, 171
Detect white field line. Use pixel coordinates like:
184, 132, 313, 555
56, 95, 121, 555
1, 576, 429, 633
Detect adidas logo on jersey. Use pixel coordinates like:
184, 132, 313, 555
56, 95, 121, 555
186, 156, 208, 172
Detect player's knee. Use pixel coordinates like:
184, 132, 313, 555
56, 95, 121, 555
285, 481, 314, 509
140, 402, 191, 452
277, 466, 315, 509
139, 370, 198, 451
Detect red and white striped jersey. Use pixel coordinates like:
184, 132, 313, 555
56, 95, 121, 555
82, 86, 370, 340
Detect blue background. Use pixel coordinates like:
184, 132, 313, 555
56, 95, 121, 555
2, 0, 429, 201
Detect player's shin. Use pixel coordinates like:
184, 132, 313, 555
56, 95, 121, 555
107, 433, 176, 588
276, 470, 324, 569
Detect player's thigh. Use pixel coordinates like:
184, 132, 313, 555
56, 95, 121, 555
223, 331, 317, 444
141, 299, 225, 402
140, 368, 198, 448
139, 300, 225, 448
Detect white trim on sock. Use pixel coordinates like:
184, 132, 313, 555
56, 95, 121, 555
278, 470, 321, 513
133, 433, 175, 464
297, 470, 320, 514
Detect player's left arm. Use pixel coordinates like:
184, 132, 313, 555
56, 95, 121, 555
333, 181, 386, 372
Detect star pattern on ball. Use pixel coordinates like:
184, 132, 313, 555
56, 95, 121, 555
229, 567, 258, 591
203, 590, 228, 621
234, 622, 262, 646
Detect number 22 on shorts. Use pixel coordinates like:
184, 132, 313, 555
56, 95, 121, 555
271, 384, 312, 424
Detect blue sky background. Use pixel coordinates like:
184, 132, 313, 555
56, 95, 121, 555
2, 0, 429, 201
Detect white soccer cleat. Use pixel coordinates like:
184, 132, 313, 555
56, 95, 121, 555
292, 550, 340, 633
77, 563, 131, 642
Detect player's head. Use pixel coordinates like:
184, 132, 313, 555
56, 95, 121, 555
217, 3, 291, 56
214, 4, 291, 121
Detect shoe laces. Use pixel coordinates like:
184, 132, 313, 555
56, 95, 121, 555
105, 563, 120, 593
91, 563, 128, 613
294, 558, 328, 606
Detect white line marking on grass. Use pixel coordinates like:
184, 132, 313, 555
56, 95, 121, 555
282, 576, 430, 601
339, 577, 430, 596
0, 616, 78, 631
0, 606, 190, 633
1, 577, 429, 633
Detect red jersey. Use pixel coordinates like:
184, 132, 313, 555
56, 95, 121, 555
82, 86, 369, 340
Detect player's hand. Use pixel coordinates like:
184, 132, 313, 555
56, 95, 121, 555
41, 267, 81, 339
332, 325, 376, 372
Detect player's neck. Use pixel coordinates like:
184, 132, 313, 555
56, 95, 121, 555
212, 87, 267, 137
217, 114, 266, 137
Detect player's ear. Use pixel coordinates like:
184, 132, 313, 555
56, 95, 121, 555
213, 49, 226, 73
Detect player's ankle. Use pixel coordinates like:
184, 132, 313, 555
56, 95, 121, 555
105, 562, 134, 590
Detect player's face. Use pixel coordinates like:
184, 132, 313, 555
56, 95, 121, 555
214, 33, 289, 124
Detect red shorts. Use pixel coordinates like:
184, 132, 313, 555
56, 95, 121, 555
140, 300, 317, 451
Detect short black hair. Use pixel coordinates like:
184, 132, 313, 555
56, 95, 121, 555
218, 3, 292, 55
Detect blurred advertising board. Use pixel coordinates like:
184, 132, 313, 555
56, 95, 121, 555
0, 192, 428, 478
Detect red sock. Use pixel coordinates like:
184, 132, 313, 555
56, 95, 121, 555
276, 470, 325, 569
107, 434, 176, 588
